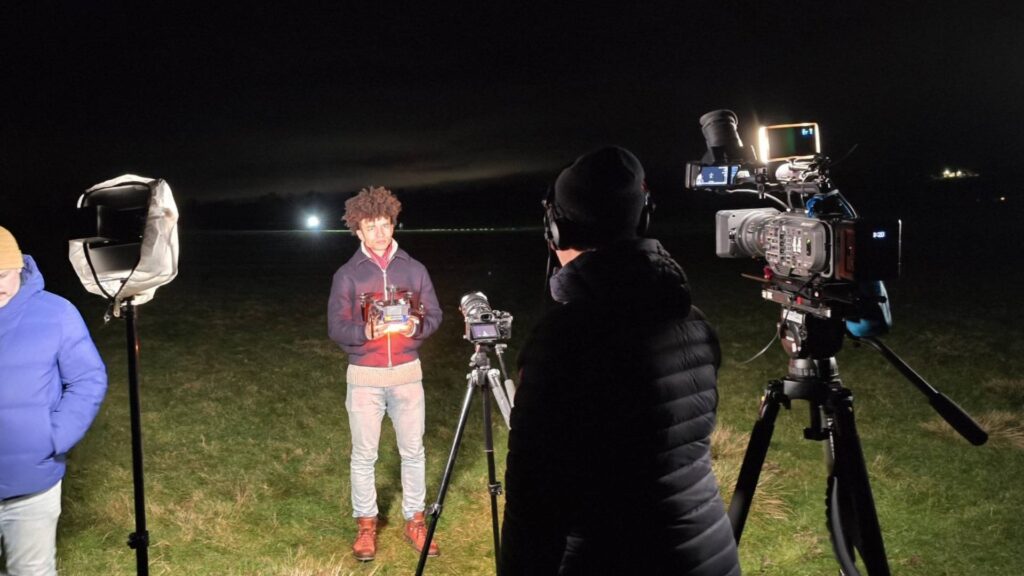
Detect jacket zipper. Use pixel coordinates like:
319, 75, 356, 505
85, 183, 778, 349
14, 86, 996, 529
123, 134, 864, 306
381, 266, 393, 367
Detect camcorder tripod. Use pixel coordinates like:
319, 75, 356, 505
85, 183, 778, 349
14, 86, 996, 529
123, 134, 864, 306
727, 305, 989, 576
415, 342, 516, 576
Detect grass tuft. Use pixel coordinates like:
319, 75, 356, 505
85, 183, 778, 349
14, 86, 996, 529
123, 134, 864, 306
922, 410, 1024, 449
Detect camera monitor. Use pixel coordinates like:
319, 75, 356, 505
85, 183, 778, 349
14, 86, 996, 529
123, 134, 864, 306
758, 122, 820, 162
695, 164, 740, 187
469, 322, 500, 341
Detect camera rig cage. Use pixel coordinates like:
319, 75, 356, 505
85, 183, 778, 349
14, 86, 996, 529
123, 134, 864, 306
686, 110, 986, 576
686, 110, 901, 332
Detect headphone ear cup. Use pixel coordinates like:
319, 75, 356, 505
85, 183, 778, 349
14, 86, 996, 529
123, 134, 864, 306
636, 192, 653, 236
544, 205, 563, 250
544, 185, 571, 250
548, 215, 575, 250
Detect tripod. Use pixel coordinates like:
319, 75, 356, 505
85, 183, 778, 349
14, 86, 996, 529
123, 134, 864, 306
415, 343, 515, 576
728, 312, 987, 576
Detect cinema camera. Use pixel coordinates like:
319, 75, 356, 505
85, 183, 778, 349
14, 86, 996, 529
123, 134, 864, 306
689, 112, 988, 576
686, 110, 901, 325
459, 291, 512, 344
359, 285, 423, 338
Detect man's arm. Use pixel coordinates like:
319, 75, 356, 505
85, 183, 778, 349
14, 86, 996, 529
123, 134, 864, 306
328, 270, 370, 347
412, 267, 442, 340
51, 304, 107, 455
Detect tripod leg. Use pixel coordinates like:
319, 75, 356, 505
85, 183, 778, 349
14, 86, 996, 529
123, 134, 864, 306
486, 369, 513, 429
416, 375, 478, 576
480, 373, 503, 575
729, 381, 787, 543
825, 391, 891, 576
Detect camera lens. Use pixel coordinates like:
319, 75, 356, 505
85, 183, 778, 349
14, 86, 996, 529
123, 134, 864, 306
459, 291, 491, 318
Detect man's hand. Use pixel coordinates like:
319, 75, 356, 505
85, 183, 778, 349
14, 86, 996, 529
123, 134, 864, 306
400, 316, 420, 338
364, 317, 419, 340
364, 321, 386, 340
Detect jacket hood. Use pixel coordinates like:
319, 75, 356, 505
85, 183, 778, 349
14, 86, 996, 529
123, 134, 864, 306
0, 255, 43, 326
549, 238, 691, 312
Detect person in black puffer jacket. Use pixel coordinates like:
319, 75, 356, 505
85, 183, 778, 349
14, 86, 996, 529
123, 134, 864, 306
500, 147, 741, 576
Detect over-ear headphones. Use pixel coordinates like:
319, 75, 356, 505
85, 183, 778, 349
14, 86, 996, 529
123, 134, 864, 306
543, 182, 654, 251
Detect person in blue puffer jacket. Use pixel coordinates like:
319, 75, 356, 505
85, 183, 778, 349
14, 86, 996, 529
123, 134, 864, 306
0, 226, 107, 576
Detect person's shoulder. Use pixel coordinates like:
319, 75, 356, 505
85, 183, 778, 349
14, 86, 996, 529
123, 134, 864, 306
335, 249, 370, 274
531, 301, 602, 341
395, 249, 429, 271
26, 290, 86, 323
34, 290, 74, 309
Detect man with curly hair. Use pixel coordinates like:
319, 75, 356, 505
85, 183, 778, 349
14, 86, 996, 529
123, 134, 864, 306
328, 186, 443, 561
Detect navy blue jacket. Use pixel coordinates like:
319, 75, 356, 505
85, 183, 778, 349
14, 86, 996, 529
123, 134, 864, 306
501, 239, 741, 576
0, 256, 107, 499
328, 241, 442, 367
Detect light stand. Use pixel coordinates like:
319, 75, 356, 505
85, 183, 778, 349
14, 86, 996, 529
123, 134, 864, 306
123, 299, 149, 574
415, 343, 514, 576
69, 175, 179, 576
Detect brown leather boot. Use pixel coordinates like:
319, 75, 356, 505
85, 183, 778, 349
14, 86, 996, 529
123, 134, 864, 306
404, 511, 439, 557
352, 516, 378, 561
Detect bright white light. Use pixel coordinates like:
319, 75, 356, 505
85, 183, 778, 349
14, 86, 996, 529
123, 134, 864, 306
757, 126, 769, 163
305, 215, 321, 229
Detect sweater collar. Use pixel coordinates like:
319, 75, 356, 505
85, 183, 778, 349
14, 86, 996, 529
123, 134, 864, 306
360, 239, 399, 269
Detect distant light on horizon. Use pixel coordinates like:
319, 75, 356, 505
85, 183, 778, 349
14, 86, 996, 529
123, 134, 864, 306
305, 215, 321, 229
938, 167, 979, 179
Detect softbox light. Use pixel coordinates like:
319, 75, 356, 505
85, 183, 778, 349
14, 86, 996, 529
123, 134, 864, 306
68, 173, 179, 576
69, 174, 178, 307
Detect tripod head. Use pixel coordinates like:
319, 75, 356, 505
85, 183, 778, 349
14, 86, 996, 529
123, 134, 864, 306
466, 343, 516, 431
770, 293, 987, 446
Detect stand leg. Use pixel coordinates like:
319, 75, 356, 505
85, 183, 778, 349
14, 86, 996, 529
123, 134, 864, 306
416, 375, 477, 576
827, 391, 890, 576
480, 375, 503, 576
728, 380, 787, 543
125, 303, 149, 576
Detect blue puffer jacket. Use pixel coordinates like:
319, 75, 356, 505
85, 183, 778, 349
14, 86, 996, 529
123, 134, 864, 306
0, 255, 107, 499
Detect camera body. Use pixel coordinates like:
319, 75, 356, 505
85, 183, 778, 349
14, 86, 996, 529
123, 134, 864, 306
359, 285, 423, 338
715, 208, 901, 282
687, 110, 901, 323
459, 292, 512, 344
688, 109, 905, 286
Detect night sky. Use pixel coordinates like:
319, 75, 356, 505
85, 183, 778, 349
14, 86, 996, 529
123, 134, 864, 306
3, 3, 1022, 213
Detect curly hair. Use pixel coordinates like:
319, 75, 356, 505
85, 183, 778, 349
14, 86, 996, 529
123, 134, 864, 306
342, 186, 402, 232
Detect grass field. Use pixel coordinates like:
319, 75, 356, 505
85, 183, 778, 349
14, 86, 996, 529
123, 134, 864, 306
22, 217, 1024, 575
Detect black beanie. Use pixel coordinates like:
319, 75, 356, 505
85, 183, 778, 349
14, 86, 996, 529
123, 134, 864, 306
553, 146, 646, 246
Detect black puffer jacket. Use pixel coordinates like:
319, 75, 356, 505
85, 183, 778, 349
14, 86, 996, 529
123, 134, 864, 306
500, 238, 741, 576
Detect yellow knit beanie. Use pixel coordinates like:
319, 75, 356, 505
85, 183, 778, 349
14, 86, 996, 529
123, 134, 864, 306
0, 226, 24, 270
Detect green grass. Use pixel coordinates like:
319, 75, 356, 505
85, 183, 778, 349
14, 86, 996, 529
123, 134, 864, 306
36, 229, 1024, 575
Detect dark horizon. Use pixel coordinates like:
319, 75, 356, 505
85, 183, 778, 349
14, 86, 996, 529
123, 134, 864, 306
3, 3, 1021, 213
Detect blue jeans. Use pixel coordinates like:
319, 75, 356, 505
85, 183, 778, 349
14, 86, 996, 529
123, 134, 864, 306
346, 381, 426, 520
0, 480, 61, 576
